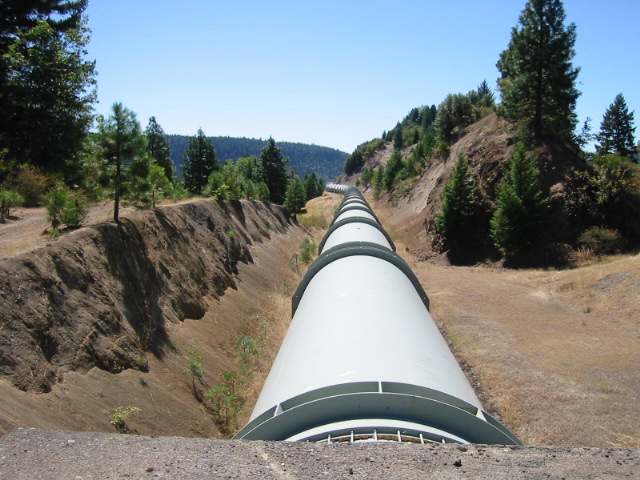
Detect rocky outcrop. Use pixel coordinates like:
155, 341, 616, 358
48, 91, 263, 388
0, 199, 292, 392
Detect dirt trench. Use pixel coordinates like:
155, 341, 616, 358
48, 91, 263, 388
0, 199, 307, 437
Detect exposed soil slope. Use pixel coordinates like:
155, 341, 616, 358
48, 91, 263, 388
0, 199, 306, 437
343, 113, 587, 260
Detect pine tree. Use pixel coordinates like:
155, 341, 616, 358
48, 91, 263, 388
183, 129, 218, 194
96, 103, 146, 222
596, 93, 636, 159
497, 0, 580, 140
435, 154, 480, 249
145, 116, 173, 181
383, 150, 403, 191
284, 175, 306, 218
259, 138, 288, 204
373, 166, 385, 198
490, 142, 548, 253
1, 14, 95, 176
393, 127, 404, 150
302, 172, 324, 200
476, 80, 496, 108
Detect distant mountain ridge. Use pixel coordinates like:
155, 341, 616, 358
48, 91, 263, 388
167, 135, 347, 181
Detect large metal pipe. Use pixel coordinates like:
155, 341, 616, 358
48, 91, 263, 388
234, 185, 520, 444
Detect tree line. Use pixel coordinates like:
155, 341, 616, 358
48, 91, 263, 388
0, 1, 326, 230
168, 135, 346, 181
348, 0, 638, 264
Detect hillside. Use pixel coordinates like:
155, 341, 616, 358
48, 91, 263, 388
0, 200, 306, 437
342, 113, 589, 263
167, 135, 347, 181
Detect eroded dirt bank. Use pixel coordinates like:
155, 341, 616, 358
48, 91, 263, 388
0, 199, 306, 437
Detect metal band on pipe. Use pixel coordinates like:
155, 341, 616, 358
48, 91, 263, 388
292, 241, 430, 316
318, 217, 396, 254
332, 204, 380, 224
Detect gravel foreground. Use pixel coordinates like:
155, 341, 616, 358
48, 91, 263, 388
1, 429, 638, 479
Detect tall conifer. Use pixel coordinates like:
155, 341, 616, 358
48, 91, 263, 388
145, 117, 173, 181
490, 143, 548, 253
596, 93, 636, 159
436, 154, 480, 250
183, 129, 218, 194
497, 0, 580, 141
259, 138, 288, 204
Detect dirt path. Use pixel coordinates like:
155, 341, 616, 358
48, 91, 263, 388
0, 203, 132, 258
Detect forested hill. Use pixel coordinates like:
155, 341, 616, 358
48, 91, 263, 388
167, 135, 347, 181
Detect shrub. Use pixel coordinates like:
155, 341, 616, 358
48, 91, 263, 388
110, 406, 141, 433
0, 189, 24, 222
60, 190, 88, 228
13, 165, 55, 207
41, 188, 68, 230
577, 227, 626, 255
298, 237, 316, 265
41, 187, 88, 231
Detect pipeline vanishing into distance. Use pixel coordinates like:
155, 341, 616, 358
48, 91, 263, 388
234, 184, 521, 444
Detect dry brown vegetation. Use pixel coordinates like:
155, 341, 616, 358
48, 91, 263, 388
357, 192, 639, 448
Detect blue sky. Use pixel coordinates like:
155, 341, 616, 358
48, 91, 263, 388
86, 0, 639, 154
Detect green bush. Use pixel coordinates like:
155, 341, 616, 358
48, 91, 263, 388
41, 187, 88, 230
110, 406, 141, 433
298, 237, 316, 264
60, 190, 88, 228
41, 188, 68, 230
0, 189, 24, 222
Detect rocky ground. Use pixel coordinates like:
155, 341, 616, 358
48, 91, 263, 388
1, 428, 638, 479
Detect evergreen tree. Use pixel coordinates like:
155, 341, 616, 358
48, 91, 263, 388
302, 172, 324, 200
373, 165, 385, 198
383, 150, 403, 190
497, 0, 580, 140
183, 128, 218, 194
259, 137, 288, 204
490, 142, 548, 253
434, 93, 474, 144
145, 116, 173, 181
284, 175, 306, 218
596, 93, 636, 159
0, 0, 87, 95
1, 16, 95, 176
436, 154, 480, 249
393, 127, 404, 150
476, 80, 496, 108
96, 103, 146, 222
360, 167, 374, 189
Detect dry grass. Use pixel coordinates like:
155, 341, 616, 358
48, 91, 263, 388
409, 256, 640, 448
235, 285, 296, 431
